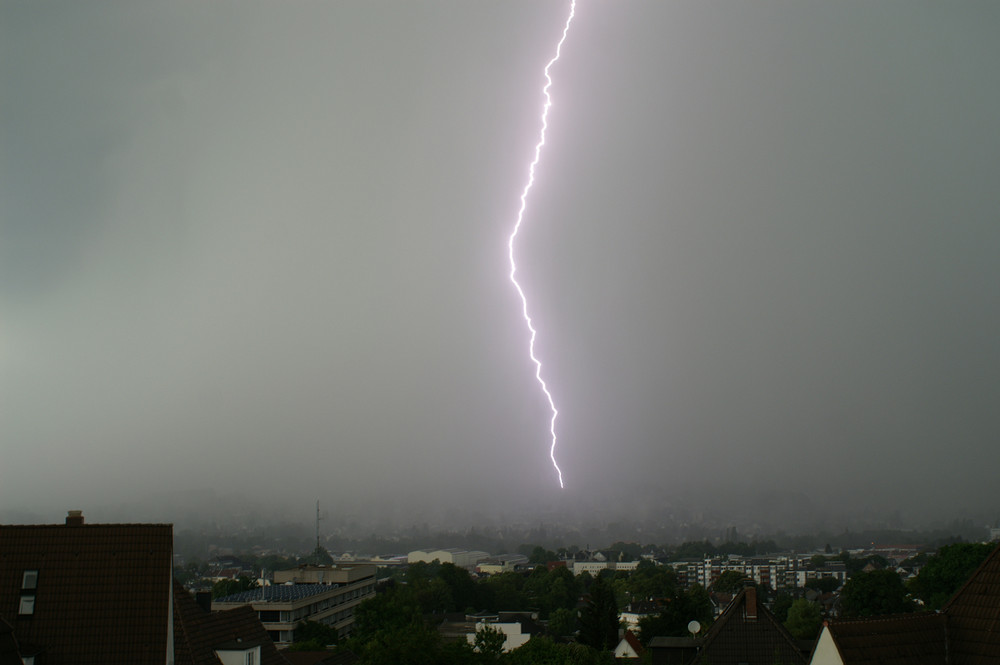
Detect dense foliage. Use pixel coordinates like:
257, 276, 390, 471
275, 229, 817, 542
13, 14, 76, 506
907, 542, 994, 609
839, 569, 914, 617
783, 599, 822, 639
211, 576, 258, 599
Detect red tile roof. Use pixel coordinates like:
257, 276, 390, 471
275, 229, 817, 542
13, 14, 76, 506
622, 629, 644, 655
0, 521, 173, 664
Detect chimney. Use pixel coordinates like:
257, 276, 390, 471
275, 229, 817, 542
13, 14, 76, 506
744, 582, 757, 620
66, 510, 84, 526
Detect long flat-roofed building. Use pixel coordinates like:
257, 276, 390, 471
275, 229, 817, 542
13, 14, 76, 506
213, 564, 375, 644
407, 548, 490, 569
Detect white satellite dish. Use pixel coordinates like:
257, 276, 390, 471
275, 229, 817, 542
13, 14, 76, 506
688, 620, 701, 637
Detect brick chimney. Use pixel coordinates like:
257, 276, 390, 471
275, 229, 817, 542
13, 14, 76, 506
744, 583, 757, 620
66, 510, 84, 526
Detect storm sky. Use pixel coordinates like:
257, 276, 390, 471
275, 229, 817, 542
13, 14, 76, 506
2, 1, 998, 530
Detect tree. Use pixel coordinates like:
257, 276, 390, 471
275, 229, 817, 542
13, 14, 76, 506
503, 636, 614, 665
305, 546, 334, 566
484, 572, 528, 612
474, 624, 506, 661
415, 577, 453, 614
578, 575, 619, 651
288, 620, 339, 651
908, 542, 994, 610
357, 618, 446, 665
547, 607, 578, 637
211, 576, 258, 599
807, 577, 841, 593
840, 570, 914, 617
783, 599, 822, 640
627, 561, 678, 601
711, 570, 748, 594
637, 584, 713, 644
529, 546, 558, 564
771, 592, 794, 623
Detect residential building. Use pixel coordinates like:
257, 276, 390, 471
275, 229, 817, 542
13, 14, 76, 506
0, 511, 286, 665
649, 586, 810, 665
466, 612, 542, 653
613, 630, 645, 660
620, 600, 661, 631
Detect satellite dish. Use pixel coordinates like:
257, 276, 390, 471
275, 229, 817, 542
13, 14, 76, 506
688, 620, 701, 637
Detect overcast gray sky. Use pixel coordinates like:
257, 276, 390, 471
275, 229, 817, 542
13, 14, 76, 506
2, 1, 998, 529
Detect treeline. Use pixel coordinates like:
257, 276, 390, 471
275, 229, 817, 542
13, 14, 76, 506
332, 559, 713, 665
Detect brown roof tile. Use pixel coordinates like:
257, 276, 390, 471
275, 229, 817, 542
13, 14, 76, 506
823, 613, 947, 665
942, 541, 1000, 665
0, 521, 173, 665
173, 580, 288, 665
695, 587, 807, 665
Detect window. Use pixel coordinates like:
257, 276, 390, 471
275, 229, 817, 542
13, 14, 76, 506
21, 570, 38, 590
246, 651, 256, 665
18, 596, 35, 615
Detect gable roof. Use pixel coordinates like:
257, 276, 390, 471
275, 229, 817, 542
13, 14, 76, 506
172, 580, 288, 665
618, 629, 644, 656
941, 540, 1000, 665
695, 586, 807, 665
0, 519, 173, 664
820, 613, 947, 665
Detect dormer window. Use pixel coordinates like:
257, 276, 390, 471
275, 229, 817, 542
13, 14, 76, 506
22, 570, 38, 590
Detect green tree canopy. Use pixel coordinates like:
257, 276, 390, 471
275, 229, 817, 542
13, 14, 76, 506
547, 607, 578, 637
626, 561, 678, 601
840, 569, 914, 617
908, 542, 995, 610
783, 599, 822, 640
211, 576, 258, 599
305, 546, 334, 566
771, 592, 794, 623
288, 620, 339, 651
637, 584, 713, 644
711, 570, 749, 593
502, 636, 614, 665
806, 577, 841, 593
474, 624, 505, 661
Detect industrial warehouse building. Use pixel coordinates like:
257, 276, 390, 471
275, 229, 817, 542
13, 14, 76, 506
407, 548, 490, 569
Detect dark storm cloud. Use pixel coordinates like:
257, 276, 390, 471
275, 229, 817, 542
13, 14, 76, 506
1, 1, 997, 528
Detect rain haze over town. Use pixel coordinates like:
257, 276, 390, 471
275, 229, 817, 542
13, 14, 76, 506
2, 1, 999, 543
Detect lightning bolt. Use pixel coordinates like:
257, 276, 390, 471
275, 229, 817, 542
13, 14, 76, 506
507, 1, 576, 489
